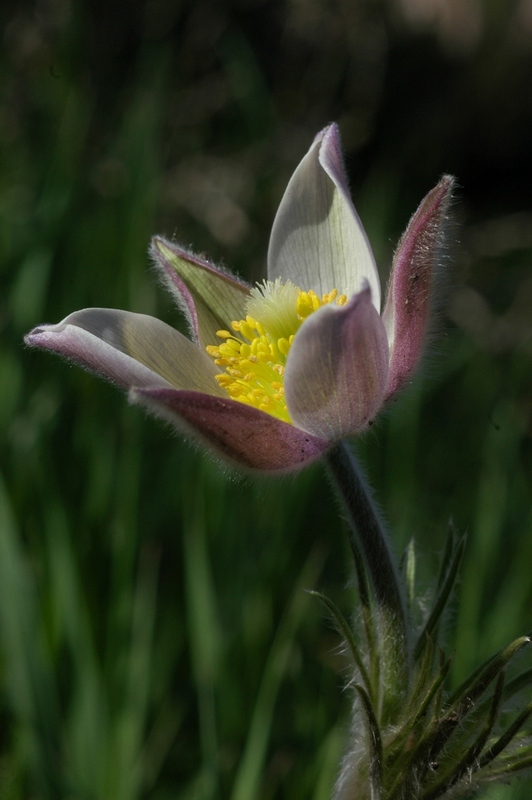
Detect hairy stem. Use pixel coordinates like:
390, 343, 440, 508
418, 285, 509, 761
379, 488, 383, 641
326, 440, 409, 720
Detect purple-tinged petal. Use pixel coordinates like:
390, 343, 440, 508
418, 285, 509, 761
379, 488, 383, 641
284, 287, 389, 440
151, 236, 250, 348
130, 388, 329, 472
268, 124, 380, 309
382, 176, 454, 399
25, 309, 224, 395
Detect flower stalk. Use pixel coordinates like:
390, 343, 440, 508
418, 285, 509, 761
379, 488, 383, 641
326, 442, 409, 723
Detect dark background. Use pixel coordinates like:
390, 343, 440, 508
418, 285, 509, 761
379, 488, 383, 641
1, 0, 532, 798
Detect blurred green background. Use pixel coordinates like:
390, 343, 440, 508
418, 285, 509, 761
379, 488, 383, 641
2, 0, 532, 798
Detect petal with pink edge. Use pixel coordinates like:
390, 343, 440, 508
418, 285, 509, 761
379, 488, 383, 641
284, 288, 389, 440
130, 388, 329, 472
382, 176, 454, 399
151, 236, 250, 348
268, 124, 380, 309
25, 309, 224, 395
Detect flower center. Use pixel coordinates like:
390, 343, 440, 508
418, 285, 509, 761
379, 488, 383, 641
206, 279, 347, 423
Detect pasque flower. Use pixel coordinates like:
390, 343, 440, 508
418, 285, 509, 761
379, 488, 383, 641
25, 125, 453, 471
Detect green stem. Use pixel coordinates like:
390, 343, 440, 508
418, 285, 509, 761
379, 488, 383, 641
326, 441, 409, 719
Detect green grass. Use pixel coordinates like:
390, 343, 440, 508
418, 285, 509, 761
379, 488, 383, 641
2, 1, 532, 797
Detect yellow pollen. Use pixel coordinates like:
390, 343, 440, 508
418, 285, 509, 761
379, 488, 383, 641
206, 280, 348, 423
278, 337, 290, 355
239, 321, 255, 340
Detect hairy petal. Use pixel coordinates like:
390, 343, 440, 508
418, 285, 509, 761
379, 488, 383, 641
130, 388, 329, 472
284, 287, 389, 440
25, 309, 224, 395
151, 236, 250, 348
268, 123, 380, 309
382, 175, 454, 398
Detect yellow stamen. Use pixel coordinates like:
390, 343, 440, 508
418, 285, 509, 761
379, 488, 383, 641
239, 321, 255, 340
206, 279, 348, 423
278, 337, 290, 355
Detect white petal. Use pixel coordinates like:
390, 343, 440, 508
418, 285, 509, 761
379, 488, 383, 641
151, 237, 250, 348
25, 309, 224, 395
268, 124, 381, 310
284, 288, 389, 440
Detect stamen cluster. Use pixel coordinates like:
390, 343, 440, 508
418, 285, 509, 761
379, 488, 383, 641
206, 281, 347, 422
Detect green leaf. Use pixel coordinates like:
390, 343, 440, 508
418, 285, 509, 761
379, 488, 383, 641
421, 671, 505, 799
448, 636, 530, 713
410, 654, 453, 732
477, 752, 532, 780
408, 637, 437, 713
308, 590, 373, 700
354, 684, 383, 800
414, 536, 466, 661
476, 698, 532, 770
387, 639, 529, 800
435, 521, 458, 593
400, 538, 416, 612
492, 666, 532, 705
385, 656, 452, 799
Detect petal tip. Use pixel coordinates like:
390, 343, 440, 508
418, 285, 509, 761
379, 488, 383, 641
383, 175, 457, 398
317, 122, 343, 167
24, 328, 42, 344
433, 174, 456, 209
439, 174, 456, 189
321, 121, 341, 145
149, 234, 177, 264
150, 234, 183, 262
313, 121, 339, 146
24, 324, 59, 348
